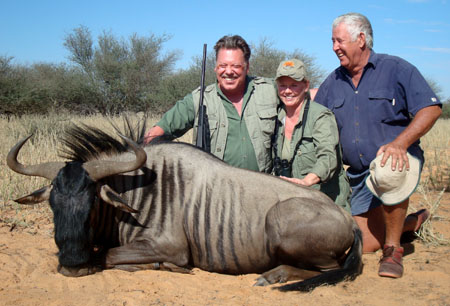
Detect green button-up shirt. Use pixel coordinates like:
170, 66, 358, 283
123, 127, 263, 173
157, 77, 276, 172
274, 99, 351, 211
218, 85, 259, 171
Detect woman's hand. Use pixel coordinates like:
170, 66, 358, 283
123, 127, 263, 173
280, 173, 320, 187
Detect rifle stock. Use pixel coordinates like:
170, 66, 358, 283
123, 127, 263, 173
195, 44, 210, 153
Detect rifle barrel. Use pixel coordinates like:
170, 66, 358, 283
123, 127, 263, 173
196, 44, 209, 152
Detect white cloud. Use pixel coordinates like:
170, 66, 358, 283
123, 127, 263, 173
384, 18, 449, 27
384, 18, 418, 24
420, 47, 450, 53
368, 4, 387, 9
407, 46, 450, 54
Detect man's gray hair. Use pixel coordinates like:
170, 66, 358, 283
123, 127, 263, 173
333, 13, 373, 49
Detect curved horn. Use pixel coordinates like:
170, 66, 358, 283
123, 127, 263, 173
83, 135, 147, 181
7, 135, 66, 180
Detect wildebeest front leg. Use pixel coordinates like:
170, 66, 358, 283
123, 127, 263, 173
254, 265, 321, 286
105, 239, 191, 274
111, 262, 192, 274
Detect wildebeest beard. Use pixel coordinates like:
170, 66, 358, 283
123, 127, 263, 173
50, 162, 96, 267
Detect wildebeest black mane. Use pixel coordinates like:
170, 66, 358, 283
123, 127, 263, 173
59, 116, 148, 162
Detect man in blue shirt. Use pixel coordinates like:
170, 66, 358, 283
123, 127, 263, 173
315, 13, 442, 278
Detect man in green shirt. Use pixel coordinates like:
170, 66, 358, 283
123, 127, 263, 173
144, 35, 278, 173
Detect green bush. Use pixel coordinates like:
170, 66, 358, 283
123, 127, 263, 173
2, 29, 446, 118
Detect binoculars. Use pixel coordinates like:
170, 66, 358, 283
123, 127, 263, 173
273, 157, 292, 177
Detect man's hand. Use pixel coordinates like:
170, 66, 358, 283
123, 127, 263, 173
376, 142, 409, 172
376, 105, 442, 172
143, 126, 165, 145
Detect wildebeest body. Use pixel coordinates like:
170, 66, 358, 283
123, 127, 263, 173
101, 143, 355, 275
7, 127, 361, 291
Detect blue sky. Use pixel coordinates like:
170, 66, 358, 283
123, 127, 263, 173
1, 0, 449, 99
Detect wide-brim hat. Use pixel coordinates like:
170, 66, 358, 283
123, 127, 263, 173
365, 153, 421, 205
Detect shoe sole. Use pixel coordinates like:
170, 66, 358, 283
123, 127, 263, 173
378, 271, 402, 278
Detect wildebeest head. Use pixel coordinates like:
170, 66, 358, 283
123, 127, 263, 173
7, 134, 146, 276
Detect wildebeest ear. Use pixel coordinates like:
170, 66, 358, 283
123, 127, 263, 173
15, 185, 52, 204
98, 185, 139, 213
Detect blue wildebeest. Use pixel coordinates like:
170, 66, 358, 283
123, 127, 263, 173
7, 125, 362, 291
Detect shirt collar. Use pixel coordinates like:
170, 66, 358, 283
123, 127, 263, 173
338, 49, 378, 77
277, 98, 308, 127
367, 49, 378, 69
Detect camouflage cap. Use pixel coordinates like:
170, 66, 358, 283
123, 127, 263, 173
276, 59, 306, 82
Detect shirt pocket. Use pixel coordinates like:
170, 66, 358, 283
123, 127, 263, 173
294, 140, 315, 176
329, 97, 345, 129
368, 89, 395, 122
256, 107, 277, 136
194, 117, 218, 138
207, 119, 218, 138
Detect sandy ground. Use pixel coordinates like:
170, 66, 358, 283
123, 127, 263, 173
0, 192, 449, 306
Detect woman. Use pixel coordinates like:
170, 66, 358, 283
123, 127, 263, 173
273, 59, 350, 211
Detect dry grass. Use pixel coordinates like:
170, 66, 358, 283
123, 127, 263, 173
414, 185, 448, 246
409, 118, 450, 245
419, 119, 450, 192
0, 113, 157, 230
0, 114, 448, 243
408, 180, 449, 246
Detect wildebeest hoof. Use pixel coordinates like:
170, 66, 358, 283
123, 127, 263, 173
159, 262, 192, 274
57, 264, 101, 277
253, 276, 270, 286
258, 265, 306, 284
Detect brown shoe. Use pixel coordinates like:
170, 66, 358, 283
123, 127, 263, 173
378, 245, 404, 278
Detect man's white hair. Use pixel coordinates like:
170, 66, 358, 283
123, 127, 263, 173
333, 13, 373, 49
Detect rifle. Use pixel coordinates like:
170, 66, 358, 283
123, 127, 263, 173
195, 44, 210, 153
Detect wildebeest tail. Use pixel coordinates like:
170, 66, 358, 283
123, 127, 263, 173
278, 227, 363, 292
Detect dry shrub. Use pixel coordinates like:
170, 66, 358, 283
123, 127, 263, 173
0, 114, 448, 235
405, 119, 449, 245
409, 183, 449, 246
419, 119, 450, 192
